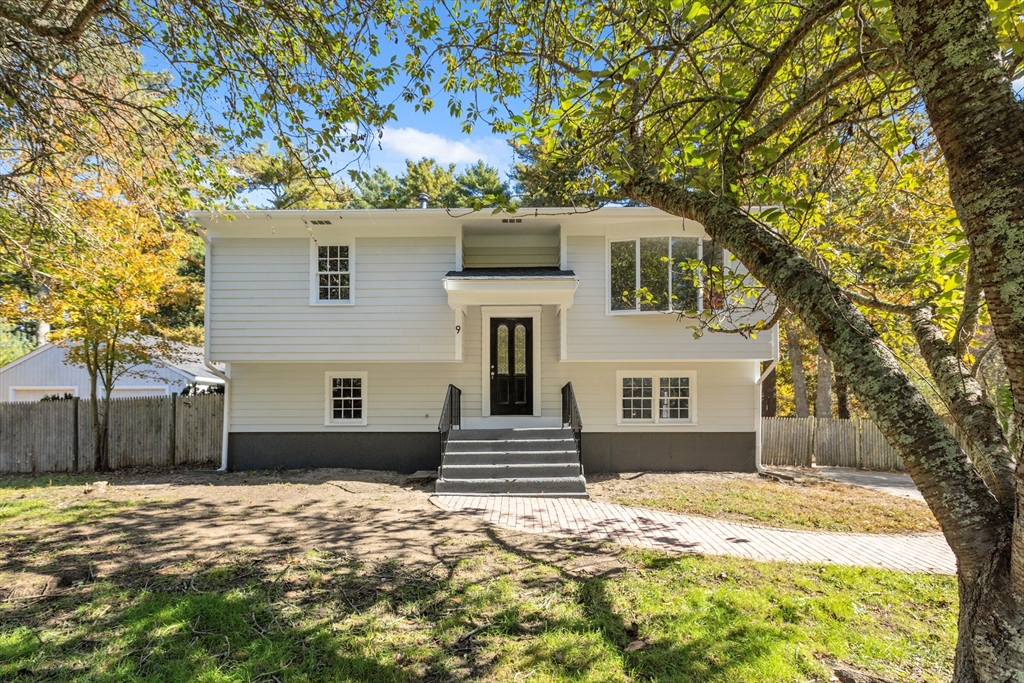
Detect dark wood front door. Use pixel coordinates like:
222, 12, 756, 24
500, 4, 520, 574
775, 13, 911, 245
490, 318, 533, 415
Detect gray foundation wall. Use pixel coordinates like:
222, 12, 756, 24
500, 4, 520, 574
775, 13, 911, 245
581, 432, 756, 473
228, 430, 756, 474
228, 432, 440, 473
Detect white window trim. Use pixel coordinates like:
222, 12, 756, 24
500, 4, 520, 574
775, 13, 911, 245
615, 370, 698, 426
481, 306, 542, 418
605, 236, 723, 316
9, 386, 79, 402
310, 239, 355, 306
324, 371, 368, 426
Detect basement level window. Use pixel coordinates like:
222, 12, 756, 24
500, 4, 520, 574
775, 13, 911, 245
617, 372, 695, 425
325, 373, 367, 426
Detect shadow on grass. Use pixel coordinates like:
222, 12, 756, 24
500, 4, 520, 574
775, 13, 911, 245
478, 527, 790, 682
0, 473, 948, 682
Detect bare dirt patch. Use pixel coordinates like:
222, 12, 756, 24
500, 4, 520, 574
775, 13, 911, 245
0, 469, 956, 682
586, 471, 940, 533
0, 468, 626, 584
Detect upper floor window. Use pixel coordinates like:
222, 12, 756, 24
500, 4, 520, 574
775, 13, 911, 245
609, 237, 723, 313
313, 244, 351, 304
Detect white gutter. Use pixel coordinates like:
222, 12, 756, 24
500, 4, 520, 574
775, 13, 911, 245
199, 228, 230, 472
754, 357, 779, 472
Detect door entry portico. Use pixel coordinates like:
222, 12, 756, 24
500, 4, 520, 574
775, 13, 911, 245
490, 318, 533, 415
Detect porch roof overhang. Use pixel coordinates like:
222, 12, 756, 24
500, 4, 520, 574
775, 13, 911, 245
442, 268, 578, 309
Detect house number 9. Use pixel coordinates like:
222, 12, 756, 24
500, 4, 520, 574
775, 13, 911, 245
455, 325, 461, 334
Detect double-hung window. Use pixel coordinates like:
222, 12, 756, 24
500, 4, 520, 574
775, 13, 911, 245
609, 237, 724, 313
617, 372, 695, 424
325, 372, 367, 426
313, 244, 351, 304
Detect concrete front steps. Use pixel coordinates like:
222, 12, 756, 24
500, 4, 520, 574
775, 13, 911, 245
434, 428, 588, 497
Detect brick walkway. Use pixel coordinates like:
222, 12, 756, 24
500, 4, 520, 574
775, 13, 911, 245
431, 496, 955, 575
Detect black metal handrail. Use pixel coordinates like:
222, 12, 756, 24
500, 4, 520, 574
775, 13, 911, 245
561, 382, 583, 474
438, 384, 461, 476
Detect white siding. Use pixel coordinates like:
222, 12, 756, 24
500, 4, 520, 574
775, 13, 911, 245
564, 235, 776, 360
208, 236, 457, 362
463, 234, 559, 267
0, 346, 187, 401
229, 307, 756, 434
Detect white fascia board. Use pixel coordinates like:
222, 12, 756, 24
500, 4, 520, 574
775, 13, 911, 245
190, 206, 707, 240
443, 276, 578, 309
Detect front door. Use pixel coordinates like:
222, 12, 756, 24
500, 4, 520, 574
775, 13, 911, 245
490, 318, 533, 415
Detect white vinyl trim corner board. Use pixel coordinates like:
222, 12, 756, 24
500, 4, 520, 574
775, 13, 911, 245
9, 386, 79, 402
615, 370, 698, 426
324, 371, 368, 426
309, 239, 355, 306
481, 306, 542, 418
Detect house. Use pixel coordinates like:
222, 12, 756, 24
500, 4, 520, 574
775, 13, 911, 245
193, 206, 778, 495
0, 342, 224, 402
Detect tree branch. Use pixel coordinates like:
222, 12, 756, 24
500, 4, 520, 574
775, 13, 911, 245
0, 0, 108, 41
909, 305, 1017, 513
843, 288, 920, 315
620, 173, 1008, 580
731, 0, 848, 124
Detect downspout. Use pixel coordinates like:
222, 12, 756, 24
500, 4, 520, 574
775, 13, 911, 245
754, 326, 780, 472
198, 224, 231, 472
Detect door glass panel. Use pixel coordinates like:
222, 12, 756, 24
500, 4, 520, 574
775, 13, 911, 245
514, 324, 527, 374
497, 324, 509, 374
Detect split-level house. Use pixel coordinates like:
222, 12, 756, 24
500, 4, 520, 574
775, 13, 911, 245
193, 207, 778, 496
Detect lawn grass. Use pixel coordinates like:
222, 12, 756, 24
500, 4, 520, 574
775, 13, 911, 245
1, 546, 956, 682
0, 476, 141, 527
0, 472, 955, 681
590, 474, 940, 533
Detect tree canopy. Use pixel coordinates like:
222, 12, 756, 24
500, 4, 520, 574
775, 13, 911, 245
437, 0, 1024, 676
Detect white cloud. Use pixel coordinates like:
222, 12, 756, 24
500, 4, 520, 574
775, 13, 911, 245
376, 126, 509, 167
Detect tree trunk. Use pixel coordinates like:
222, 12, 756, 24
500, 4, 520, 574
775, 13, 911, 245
891, 0, 1024, 612
785, 322, 810, 417
89, 369, 109, 471
953, 558, 1024, 682
622, 176, 1008, 582
762, 361, 777, 417
891, 0, 1024, 427
816, 346, 832, 418
835, 372, 850, 419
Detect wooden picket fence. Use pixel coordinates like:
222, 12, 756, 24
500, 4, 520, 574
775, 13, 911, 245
0, 394, 222, 473
762, 416, 969, 471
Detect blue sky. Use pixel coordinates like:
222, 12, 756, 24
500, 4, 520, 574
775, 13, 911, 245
354, 111, 516, 178
141, 41, 519, 183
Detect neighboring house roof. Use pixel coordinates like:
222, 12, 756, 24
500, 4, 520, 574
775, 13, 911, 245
154, 341, 225, 385
0, 341, 224, 384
